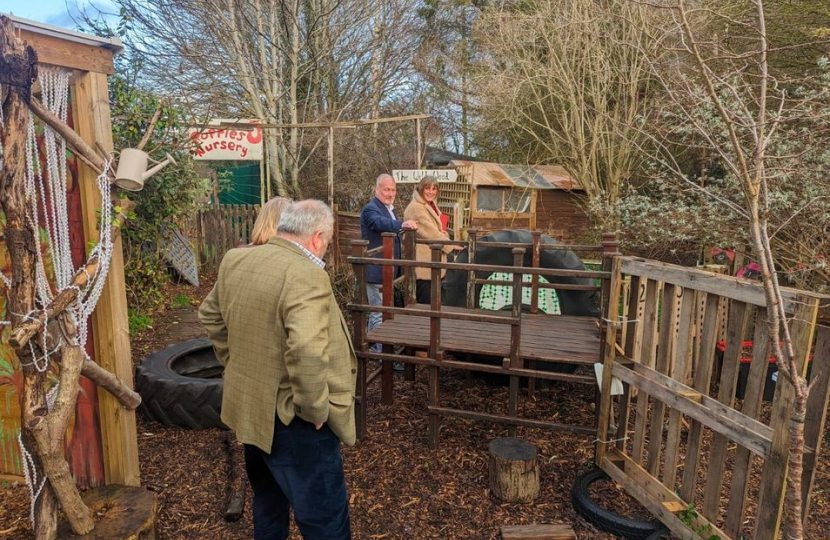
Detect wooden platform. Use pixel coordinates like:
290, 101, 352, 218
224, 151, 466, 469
367, 304, 601, 367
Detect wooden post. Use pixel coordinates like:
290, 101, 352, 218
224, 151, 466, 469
466, 229, 478, 309
527, 231, 541, 398
488, 438, 539, 503
327, 125, 335, 206
350, 240, 369, 439
380, 232, 396, 405
72, 70, 140, 487
403, 229, 417, 306
415, 117, 422, 168
508, 248, 524, 438
428, 244, 443, 448
802, 326, 830, 521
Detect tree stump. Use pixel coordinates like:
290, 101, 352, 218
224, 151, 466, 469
488, 437, 540, 503
57, 485, 157, 539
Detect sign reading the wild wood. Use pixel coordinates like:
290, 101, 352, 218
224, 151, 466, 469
392, 169, 458, 183
188, 120, 263, 160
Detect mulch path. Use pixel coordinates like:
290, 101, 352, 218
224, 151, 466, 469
2, 277, 829, 539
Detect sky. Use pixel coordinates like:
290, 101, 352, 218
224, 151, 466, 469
2, 0, 117, 29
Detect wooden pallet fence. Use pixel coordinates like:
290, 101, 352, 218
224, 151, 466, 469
596, 256, 830, 540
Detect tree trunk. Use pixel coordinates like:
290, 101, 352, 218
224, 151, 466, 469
488, 437, 540, 503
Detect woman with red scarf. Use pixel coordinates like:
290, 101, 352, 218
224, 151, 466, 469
403, 176, 455, 304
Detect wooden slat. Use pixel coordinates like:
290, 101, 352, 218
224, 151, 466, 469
602, 449, 729, 540
21, 30, 116, 74
646, 284, 680, 475
632, 280, 659, 465
72, 71, 139, 486
430, 406, 594, 435
616, 275, 644, 449
597, 257, 623, 464
702, 301, 751, 520
679, 293, 721, 501
662, 288, 695, 488
613, 362, 772, 459
755, 296, 820, 540
801, 326, 830, 521
500, 524, 575, 540
619, 257, 812, 311
724, 312, 770, 538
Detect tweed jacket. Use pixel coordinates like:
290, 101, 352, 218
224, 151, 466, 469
403, 190, 453, 281
360, 197, 403, 284
198, 237, 357, 453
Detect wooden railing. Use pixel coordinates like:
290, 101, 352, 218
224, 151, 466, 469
347, 229, 617, 446
596, 256, 830, 540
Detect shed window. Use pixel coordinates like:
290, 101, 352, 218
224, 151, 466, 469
475, 187, 531, 213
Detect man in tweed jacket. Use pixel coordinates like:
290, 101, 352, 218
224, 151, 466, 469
199, 200, 356, 540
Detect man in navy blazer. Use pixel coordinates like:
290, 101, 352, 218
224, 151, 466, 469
360, 174, 417, 352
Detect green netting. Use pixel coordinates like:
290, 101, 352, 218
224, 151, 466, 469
216, 163, 262, 205
479, 272, 561, 315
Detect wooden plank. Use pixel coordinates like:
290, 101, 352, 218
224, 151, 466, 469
632, 279, 659, 465
601, 449, 728, 540
802, 325, 830, 521
72, 71, 139, 486
20, 29, 116, 74
679, 293, 720, 501
619, 257, 823, 311
500, 524, 576, 540
430, 406, 594, 435
662, 287, 695, 489
616, 275, 644, 449
646, 284, 680, 475
755, 296, 819, 540
702, 301, 751, 521
613, 362, 772, 459
723, 312, 770, 538
596, 257, 623, 465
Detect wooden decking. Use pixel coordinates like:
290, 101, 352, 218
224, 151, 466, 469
367, 304, 601, 367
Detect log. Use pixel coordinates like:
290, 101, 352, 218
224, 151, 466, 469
56, 485, 157, 539
488, 437, 540, 503
500, 524, 576, 540
224, 431, 247, 522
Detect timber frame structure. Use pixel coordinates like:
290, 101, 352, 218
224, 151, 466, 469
1, 14, 141, 538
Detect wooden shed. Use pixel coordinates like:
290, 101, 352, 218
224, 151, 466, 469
437, 160, 590, 243
0, 15, 138, 488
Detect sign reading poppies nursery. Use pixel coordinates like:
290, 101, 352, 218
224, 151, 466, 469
188, 120, 263, 160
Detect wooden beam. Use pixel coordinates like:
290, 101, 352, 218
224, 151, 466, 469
500, 524, 576, 540
220, 113, 431, 129
71, 70, 140, 487
620, 257, 829, 311
20, 30, 115, 74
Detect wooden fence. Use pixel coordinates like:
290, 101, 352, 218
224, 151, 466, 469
596, 257, 830, 540
195, 205, 362, 274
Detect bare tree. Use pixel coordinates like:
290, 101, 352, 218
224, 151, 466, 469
107, 0, 421, 197
472, 0, 661, 229
638, 1, 830, 538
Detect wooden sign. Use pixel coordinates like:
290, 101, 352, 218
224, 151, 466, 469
188, 119, 263, 160
392, 169, 458, 183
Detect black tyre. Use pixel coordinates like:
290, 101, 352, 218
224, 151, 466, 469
644, 528, 671, 540
571, 467, 663, 540
135, 337, 227, 430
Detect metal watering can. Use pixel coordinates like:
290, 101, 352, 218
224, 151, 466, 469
114, 148, 177, 192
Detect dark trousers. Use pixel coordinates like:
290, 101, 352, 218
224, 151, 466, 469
415, 279, 432, 305
243, 417, 351, 540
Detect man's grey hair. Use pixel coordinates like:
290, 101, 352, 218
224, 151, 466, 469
277, 199, 334, 240
376, 173, 394, 187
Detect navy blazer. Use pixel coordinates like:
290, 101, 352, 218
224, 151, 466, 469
360, 197, 403, 284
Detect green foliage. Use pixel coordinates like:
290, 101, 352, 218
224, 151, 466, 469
677, 504, 721, 540
108, 75, 211, 314
170, 293, 193, 308
127, 309, 153, 336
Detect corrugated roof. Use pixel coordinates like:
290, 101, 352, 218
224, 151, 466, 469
5, 13, 124, 53
449, 160, 580, 190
